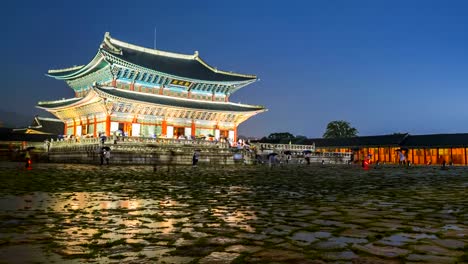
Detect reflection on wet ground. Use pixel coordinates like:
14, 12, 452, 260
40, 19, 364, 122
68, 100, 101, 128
0, 162, 467, 263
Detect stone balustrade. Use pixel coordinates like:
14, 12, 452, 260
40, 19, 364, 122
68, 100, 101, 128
20, 138, 351, 165
45, 136, 228, 149
252, 143, 316, 152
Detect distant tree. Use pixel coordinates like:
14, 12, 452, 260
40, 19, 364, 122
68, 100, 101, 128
267, 132, 294, 140
323, 120, 358, 138
260, 132, 295, 143
292, 135, 308, 144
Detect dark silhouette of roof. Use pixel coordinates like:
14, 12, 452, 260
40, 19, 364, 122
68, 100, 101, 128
12, 116, 64, 135
48, 33, 257, 83
257, 134, 408, 148
306, 134, 408, 148
0, 128, 55, 142
401, 133, 468, 148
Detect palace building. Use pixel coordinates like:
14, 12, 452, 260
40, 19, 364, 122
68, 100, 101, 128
37, 32, 266, 140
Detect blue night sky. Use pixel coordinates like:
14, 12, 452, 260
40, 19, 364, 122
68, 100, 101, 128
1, 0, 468, 138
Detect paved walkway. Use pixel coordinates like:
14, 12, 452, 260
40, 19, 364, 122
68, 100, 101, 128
0, 162, 466, 263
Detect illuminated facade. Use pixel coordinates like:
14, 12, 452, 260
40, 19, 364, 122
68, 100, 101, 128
309, 133, 468, 165
38, 32, 265, 140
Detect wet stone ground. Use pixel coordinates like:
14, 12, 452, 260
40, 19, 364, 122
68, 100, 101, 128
0, 162, 467, 263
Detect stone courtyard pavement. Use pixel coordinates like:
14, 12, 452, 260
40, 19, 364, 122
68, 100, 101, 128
0, 162, 466, 263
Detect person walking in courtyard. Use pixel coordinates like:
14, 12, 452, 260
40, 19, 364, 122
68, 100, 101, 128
100, 150, 105, 165
305, 152, 311, 165
24, 150, 31, 168
192, 150, 199, 167
104, 150, 110, 165
398, 150, 406, 165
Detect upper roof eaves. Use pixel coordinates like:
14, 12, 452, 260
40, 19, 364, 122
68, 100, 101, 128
102, 32, 257, 82
96, 86, 265, 112
47, 65, 85, 77
37, 98, 82, 109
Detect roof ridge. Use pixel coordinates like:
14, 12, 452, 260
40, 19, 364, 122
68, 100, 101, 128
104, 32, 257, 79
195, 57, 257, 79
104, 32, 196, 60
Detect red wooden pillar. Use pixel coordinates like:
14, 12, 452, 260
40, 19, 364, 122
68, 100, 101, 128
450, 148, 453, 163
159, 85, 164, 95
233, 126, 237, 142
111, 78, 116, 87
423, 148, 427, 165
464, 147, 467, 165
162, 120, 167, 136
93, 116, 97, 138
73, 119, 77, 136
191, 120, 196, 137
86, 116, 90, 135
225, 94, 229, 102
105, 115, 111, 136
388, 147, 391, 163
436, 148, 440, 164
188, 91, 192, 99
130, 82, 135, 91
212, 92, 215, 101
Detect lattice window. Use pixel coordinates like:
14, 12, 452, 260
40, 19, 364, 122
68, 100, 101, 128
154, 75, 160, 84
123, 69, 129, 78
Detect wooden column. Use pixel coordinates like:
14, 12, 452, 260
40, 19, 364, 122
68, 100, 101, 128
423, 148, 426, 165
86, 116, 90, 135
93, 116, 97, 138
233, 125, 237, 142
191, 120, 196, 138
130, 82, 135, 91
388, 147, 391, 163
162, 120, 167, 136
111, 78, 117, 87
225, 94, 229, 102
188, 91, 192, 99
212, 92, 215, 101
105, 115, 111, 136
159, 85, 164, 95
450, 148, 453, 163
465, 147, 467, 165
437, 148, 440, 164
73, 119, 77, 136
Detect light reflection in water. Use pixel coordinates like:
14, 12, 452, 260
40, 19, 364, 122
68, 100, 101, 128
0, 185, 259, 256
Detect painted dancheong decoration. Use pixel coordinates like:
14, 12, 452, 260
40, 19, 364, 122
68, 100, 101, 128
38, 32, 266, 141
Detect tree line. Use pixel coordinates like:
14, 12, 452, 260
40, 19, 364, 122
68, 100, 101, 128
257, 120, 358, 144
